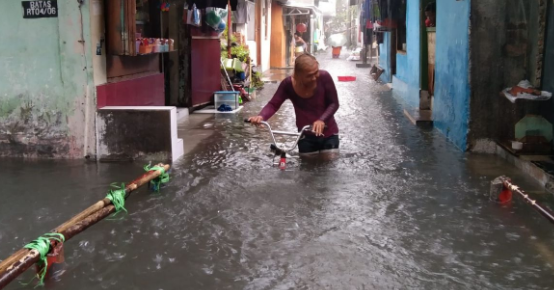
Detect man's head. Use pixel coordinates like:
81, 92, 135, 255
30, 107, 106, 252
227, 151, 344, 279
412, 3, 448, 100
293, 54, 319, 87
294, 33, 302, 41
425, 2, 436, 24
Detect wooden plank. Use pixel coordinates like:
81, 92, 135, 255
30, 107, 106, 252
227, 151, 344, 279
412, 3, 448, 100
106, 0, 123, 55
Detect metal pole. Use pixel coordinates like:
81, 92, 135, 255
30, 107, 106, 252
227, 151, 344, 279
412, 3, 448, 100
227, 0, 232, 58
221, 58, 235, 92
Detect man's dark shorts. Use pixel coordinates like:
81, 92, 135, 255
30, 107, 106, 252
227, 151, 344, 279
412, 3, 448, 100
298, 134, 339, 154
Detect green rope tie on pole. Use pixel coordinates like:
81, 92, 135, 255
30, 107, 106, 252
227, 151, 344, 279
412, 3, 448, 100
22, 233, 65, 288
144, 164, 170, 193
105, 182, 128, 215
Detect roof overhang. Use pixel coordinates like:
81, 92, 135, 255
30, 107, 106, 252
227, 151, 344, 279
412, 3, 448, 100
279, 3, 322, 16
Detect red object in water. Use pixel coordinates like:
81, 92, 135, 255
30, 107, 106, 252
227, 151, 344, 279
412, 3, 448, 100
279, 156, 286, 170
35, 241, 65, 279
296, 23, 307, 33
338, 76, 356, 82
498, 187, 513, 204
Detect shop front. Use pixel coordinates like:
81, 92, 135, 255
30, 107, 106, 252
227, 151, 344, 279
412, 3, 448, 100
93, 0, 180, 108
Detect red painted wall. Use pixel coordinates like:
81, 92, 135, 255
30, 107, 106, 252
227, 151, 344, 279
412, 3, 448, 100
97, 73, 165, 108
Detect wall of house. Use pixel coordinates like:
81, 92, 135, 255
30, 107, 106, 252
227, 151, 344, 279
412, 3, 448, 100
537, 1, 554, 145
468, 0, 548, 151
0, 0, 96, 158
378, 32, 393, 83
433, 0, 471, 150
543, 3, 554, 95
260, 0, 273, 72
392, 0, 421, 108
90, 0, 107, 86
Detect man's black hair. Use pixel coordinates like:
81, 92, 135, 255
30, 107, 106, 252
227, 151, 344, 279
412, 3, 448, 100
425, 2, 436, 13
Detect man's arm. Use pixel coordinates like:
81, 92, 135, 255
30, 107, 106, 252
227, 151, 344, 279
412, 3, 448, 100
318, 72, 339, 122
259, 81, 288, 121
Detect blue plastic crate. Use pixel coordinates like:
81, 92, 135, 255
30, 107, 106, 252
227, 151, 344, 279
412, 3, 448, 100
214, 91, 240, 110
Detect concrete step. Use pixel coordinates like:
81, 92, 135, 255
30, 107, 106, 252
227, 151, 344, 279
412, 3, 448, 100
177, 108, 190, 123
403, 108, 433, 127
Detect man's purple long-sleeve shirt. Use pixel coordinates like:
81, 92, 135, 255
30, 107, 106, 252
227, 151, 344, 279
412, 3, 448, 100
259, 70, 339, 136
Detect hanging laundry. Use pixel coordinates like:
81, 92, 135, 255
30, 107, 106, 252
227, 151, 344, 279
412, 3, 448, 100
235, 0, 248, 24
186, 0, 238, 11
246, 0, 253, 23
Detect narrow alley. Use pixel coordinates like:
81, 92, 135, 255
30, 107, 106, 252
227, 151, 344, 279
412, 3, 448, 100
1, 54, 554, 290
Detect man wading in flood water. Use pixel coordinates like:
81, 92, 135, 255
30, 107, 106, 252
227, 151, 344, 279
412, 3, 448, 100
248, 54, 340, 158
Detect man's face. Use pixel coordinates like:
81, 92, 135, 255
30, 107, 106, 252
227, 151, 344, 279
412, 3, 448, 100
425, 11, 436, 22
298, 62, 320, 86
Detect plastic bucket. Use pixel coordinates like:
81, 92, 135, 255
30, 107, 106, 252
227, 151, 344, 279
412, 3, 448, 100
332, 46, 342, 58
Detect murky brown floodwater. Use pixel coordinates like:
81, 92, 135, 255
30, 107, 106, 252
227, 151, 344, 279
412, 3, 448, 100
2, 53, 554, 290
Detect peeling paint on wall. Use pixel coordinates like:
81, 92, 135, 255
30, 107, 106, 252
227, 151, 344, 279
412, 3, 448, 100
393, 0, 421, 108
433, 0, 471, 150
0, 0, 95, 158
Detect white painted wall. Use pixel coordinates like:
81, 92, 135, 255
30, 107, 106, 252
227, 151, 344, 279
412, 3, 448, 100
90, 0, 107, 86
260, 1, 272, 72
247, 40, 258, 66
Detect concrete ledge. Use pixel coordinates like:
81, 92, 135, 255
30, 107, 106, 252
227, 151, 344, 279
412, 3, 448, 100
96, 106, 184, 163
403, 108, 433, 127
493, 142, 554, 193
392, 76, 421, 108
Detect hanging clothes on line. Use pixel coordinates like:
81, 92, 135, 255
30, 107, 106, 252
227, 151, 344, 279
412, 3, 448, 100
234, 0, 248, 23
186, 0, 238, 11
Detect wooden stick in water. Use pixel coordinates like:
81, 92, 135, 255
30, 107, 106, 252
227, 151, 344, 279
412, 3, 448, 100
0, 164, 170, 289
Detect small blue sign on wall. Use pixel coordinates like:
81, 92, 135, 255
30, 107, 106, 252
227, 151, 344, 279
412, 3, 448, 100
22, 1, 58, 18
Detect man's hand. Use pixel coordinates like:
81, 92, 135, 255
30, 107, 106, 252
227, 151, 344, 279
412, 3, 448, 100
312, 120, 325, 136
248, 116, 264, 124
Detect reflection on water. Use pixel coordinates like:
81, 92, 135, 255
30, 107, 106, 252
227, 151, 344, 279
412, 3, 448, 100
2, 54, 554, 289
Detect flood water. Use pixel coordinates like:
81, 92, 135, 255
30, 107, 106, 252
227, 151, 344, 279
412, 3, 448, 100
2, 54, 554, 290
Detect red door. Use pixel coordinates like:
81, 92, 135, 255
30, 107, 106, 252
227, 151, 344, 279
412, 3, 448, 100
191, 37, 222, 107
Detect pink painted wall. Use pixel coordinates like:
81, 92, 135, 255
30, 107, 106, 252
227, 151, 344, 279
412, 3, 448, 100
97, 73, 165, 108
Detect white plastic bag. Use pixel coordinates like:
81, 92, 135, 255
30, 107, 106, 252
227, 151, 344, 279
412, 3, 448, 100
187, 4, 201, 27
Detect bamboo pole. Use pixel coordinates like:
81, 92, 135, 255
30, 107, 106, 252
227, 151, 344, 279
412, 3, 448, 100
0, 206, 116, 289
500, 177, 554, 224
0, 164, 170, 289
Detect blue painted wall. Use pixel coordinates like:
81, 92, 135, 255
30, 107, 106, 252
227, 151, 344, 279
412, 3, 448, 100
378, 32, 393, 83
433, 0, 471, 150
392, 0, 421, 108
